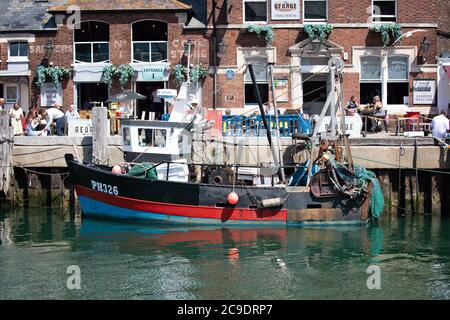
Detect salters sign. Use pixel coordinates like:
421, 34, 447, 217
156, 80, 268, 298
413, 79, 436, 105
271, 0, 300, 20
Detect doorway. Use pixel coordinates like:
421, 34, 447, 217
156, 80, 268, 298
77, 83, 109, 110
135, 81, 165, 119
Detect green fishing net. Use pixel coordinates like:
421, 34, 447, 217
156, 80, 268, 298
126, 162, 158, 180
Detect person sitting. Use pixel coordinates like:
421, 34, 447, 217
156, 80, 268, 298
65, 104, 80, 120
345, 96, 359, 116
38, 107, 65, 136
431, 110, 450, 140
25, 111, 48, 136
371, 96, 387, 132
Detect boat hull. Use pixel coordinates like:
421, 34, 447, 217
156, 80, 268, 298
66, 155, 371, 226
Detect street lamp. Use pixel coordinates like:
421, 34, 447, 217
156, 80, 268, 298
44, 41, 55, 63
217, 39, 227, 56
184, 38, 195, 55
420, 36, 431, 63
311, 38, 322, 53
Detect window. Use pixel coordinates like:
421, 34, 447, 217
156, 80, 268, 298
74, 21, 110, 63
122, 127, 131, 146
132, 21, 168, 63
9, 42, 28, 60
303, 78, 327, 103
5, 85, 18, 104
244, 56, 269, 105
373, 0, 396, 22
244, 0, 267, 23
138, 129, 167, 148
387, 56, 409, 104
360, 56, 382, 104
304, 0, 327, 21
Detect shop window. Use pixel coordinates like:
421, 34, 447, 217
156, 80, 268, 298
132, 21, 168, 63
74, 21, 110, 63
244, 56, 268, 106
138, 129, 167, 148
388, 56, 408, 81
77, 83, 109, 110
5, 85, 18, 104
387, 56, 409, 104
360, 83, 382, 104
244, 0, 267, 23
9, 42, 28, 60
373, 0, 396, 22
387, 83, 409, 104
361, 56, 382, 81
304, 0, 327, 21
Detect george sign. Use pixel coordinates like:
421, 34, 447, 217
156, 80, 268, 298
274, 78, 289, 102
142, 64, 169, 81
317, 116, 363, 138
413, 79, 436, 105
271, 0, 300, 20
40, 83, 62, 107
67, 119, 110, 137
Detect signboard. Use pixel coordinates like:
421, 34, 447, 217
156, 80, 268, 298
40, 83, 62, 107
413, 79, 436, 105
142, 64, 169, 81
274, 78, 289, 102
271, 0, 300, 20
67, 119, 110, 137
317, 116, 363, 138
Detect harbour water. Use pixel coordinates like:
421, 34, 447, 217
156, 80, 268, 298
0, 208, 449, 300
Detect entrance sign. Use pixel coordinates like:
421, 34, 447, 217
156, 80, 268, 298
413, 79, 436, 105
317, 116, 363, 138
142, 64, 169, 81
271, 0, 300, 20
40, 83, 62, 107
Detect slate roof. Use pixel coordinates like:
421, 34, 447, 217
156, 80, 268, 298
49, 0, 191, 12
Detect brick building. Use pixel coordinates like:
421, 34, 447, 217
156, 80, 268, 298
0, 0, 444, 116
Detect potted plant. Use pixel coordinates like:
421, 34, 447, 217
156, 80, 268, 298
247, 25, 274, 47
36, 65, 71, 88
369, 23, 402, 47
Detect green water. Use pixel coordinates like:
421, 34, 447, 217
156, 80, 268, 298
0, 208, 449, 300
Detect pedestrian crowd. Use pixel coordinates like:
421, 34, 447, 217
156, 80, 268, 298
0, 99, 80, 136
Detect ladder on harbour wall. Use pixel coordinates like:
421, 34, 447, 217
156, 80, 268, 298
0, 111, 14, 198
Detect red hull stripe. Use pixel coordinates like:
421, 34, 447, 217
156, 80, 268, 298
76, 185, 287, 222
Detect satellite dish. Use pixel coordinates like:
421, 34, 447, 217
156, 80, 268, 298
328, 57, 344, 72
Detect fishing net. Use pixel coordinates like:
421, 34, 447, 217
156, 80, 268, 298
330, 159, 384, 220
126, 162, 158, 180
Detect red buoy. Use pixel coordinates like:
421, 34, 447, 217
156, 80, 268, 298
227, 192, 239, 205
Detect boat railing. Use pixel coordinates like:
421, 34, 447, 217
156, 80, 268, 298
222, 114, 312, 137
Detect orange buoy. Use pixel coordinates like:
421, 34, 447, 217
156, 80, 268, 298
227, 192, 239, 205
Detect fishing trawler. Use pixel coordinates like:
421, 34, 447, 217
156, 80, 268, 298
65, 58, 384, 226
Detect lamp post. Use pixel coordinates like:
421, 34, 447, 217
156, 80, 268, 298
217, 39, 227, 57
184, 38, 194, 83
311, 38, 322, 53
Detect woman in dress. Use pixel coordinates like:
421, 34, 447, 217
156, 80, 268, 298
9, 103, 24, 135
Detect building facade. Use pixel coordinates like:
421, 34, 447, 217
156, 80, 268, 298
0, 0, 444, 116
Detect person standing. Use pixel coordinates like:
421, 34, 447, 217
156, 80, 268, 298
431, 110, 450, 139
9, 103, 24, 135
65, 104, 80, 120
38, 107, 65, 136
0, 98, 5, 111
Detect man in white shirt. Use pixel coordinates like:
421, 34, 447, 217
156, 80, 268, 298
38, 107, 65, 136
431, 111, 450, 139
65, 104, 80, 120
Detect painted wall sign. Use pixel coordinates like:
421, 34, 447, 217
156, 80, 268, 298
274, 78, 289, 102
317, 116, 363, 138
413, 79, 436, 105
40, 83, 62, 107
142, 64, 169, 81
271, 0, 300, 20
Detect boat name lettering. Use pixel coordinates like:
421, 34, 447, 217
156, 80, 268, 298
91, 180, 119, 195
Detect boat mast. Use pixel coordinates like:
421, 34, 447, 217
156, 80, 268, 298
247, 64, 281, 174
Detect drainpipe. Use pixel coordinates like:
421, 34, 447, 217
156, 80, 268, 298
212, 0, 217, 110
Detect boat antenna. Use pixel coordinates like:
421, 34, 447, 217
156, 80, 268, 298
247, 63, 281, 176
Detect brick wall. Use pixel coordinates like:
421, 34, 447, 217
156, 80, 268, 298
437, 0, 450, 54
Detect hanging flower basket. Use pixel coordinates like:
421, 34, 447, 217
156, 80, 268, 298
35, 65, 71, 88
304, 24, 333, 41
369, 24, 402, 47
101, 64, 135, 89
247, 25, 274, 47
171, 63, 209, 86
